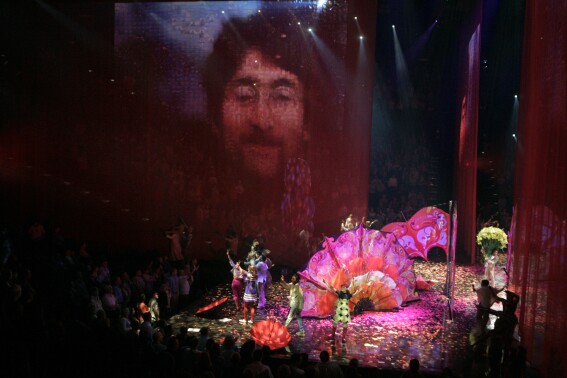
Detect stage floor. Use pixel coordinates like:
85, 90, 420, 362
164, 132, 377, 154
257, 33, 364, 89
169, 260, 505, 375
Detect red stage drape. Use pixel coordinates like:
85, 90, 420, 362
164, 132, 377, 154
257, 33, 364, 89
509, 1, 567, 375
454, 2, 482, 264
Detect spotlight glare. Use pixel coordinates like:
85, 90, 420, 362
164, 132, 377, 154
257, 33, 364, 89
257, 9, 261, 13
354, 16, 358, 20
359, 36, 363, 40
392, 25, 395, 28
308, 28, 313, 32
297, 22, 301, 25
221, 10, 225, 14
514, 94, 518, 98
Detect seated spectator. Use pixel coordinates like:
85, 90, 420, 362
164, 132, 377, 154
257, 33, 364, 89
139, 311, 153, 345
89, 287, 104, 320
278, 364, 292, 378
197, 326, 210, 352
119, 307, 132, 334
96, 260, 111, 286
112, 276, 125, 307
289, 353, 306, 378
151, 330, 167, 353
345, 358, 361, 378
246, 349, 274, 378
101, 285, 118, 314
317, 350, 343, 378
180, 335, 202, 372
401, 358, 423, 378
133, 269, 146, 298
220, 334, 238, 363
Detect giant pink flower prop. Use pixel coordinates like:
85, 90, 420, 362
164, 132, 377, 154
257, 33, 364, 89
298, 207, 449, 317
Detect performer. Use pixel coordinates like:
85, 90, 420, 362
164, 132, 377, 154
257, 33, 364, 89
484, 249, 498, 285
238, 264, 258, 326
280, 274, 305, 336
340, 214, 356, 232
256, 255, 269, 308
322, 279, 361, 342
472, 279, 504, 330
242, 240, 260, 268
227, 250, 244, 310
164, 223, 185, 268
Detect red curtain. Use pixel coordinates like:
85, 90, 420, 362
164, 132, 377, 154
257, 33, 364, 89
455, 2, 482, 264
509, 1, 567, 375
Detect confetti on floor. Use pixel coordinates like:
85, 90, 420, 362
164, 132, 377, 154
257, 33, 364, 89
168, 261, 507, 375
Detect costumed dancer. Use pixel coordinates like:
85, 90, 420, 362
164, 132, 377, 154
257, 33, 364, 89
484, 249, 498, 285
227, 250, 244, 310
340, 214, 356, 232
280, 274, 305, 336
164, 223, 185, 269
242, 240, 260, 268
322, 278, 361, 343
256, 255, 269, 308
238, 264, 258, 326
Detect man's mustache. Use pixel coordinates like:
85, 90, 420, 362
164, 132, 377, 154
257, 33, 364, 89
238, 134, 283, 149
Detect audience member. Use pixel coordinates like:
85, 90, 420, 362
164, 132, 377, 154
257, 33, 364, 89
401, 358, 423, 378
246, 348, 274, 378
317, 350, 343, 378
149, 291, 160, 323
197, 326, 211, 352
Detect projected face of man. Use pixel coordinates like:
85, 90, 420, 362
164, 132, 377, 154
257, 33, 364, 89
222, 48, 305, 180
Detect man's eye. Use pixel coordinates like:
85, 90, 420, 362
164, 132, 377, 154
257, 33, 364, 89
234, 86, 257, 102
271, 86, 296, 102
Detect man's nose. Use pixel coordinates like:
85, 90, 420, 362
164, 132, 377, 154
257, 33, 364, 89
250, 95, 273, 130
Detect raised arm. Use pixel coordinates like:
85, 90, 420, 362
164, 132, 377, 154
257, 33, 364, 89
280, 276, 291, 290
237, 264, 246, 275
227, 250, 236, 267
352, 286, 363, 297
321, 278, 338, 294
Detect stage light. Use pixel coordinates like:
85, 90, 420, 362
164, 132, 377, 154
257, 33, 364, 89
359, 36, 363, 40
308, 28, 313, 32
392, 25, 395, 28
297, 22, 301, 25
317, 0, 328, 10
512, 133, 516, 138
354, 16, 358, 20
221, 10, 225, 14
514, 94, 518, 98
435, 19, 438, 23
257, 9, 261, 13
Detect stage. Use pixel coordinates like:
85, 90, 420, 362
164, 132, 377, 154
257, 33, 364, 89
168, 259, 507, 375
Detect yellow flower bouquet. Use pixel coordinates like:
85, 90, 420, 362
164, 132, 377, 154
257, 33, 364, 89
476, 226, 508, 260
